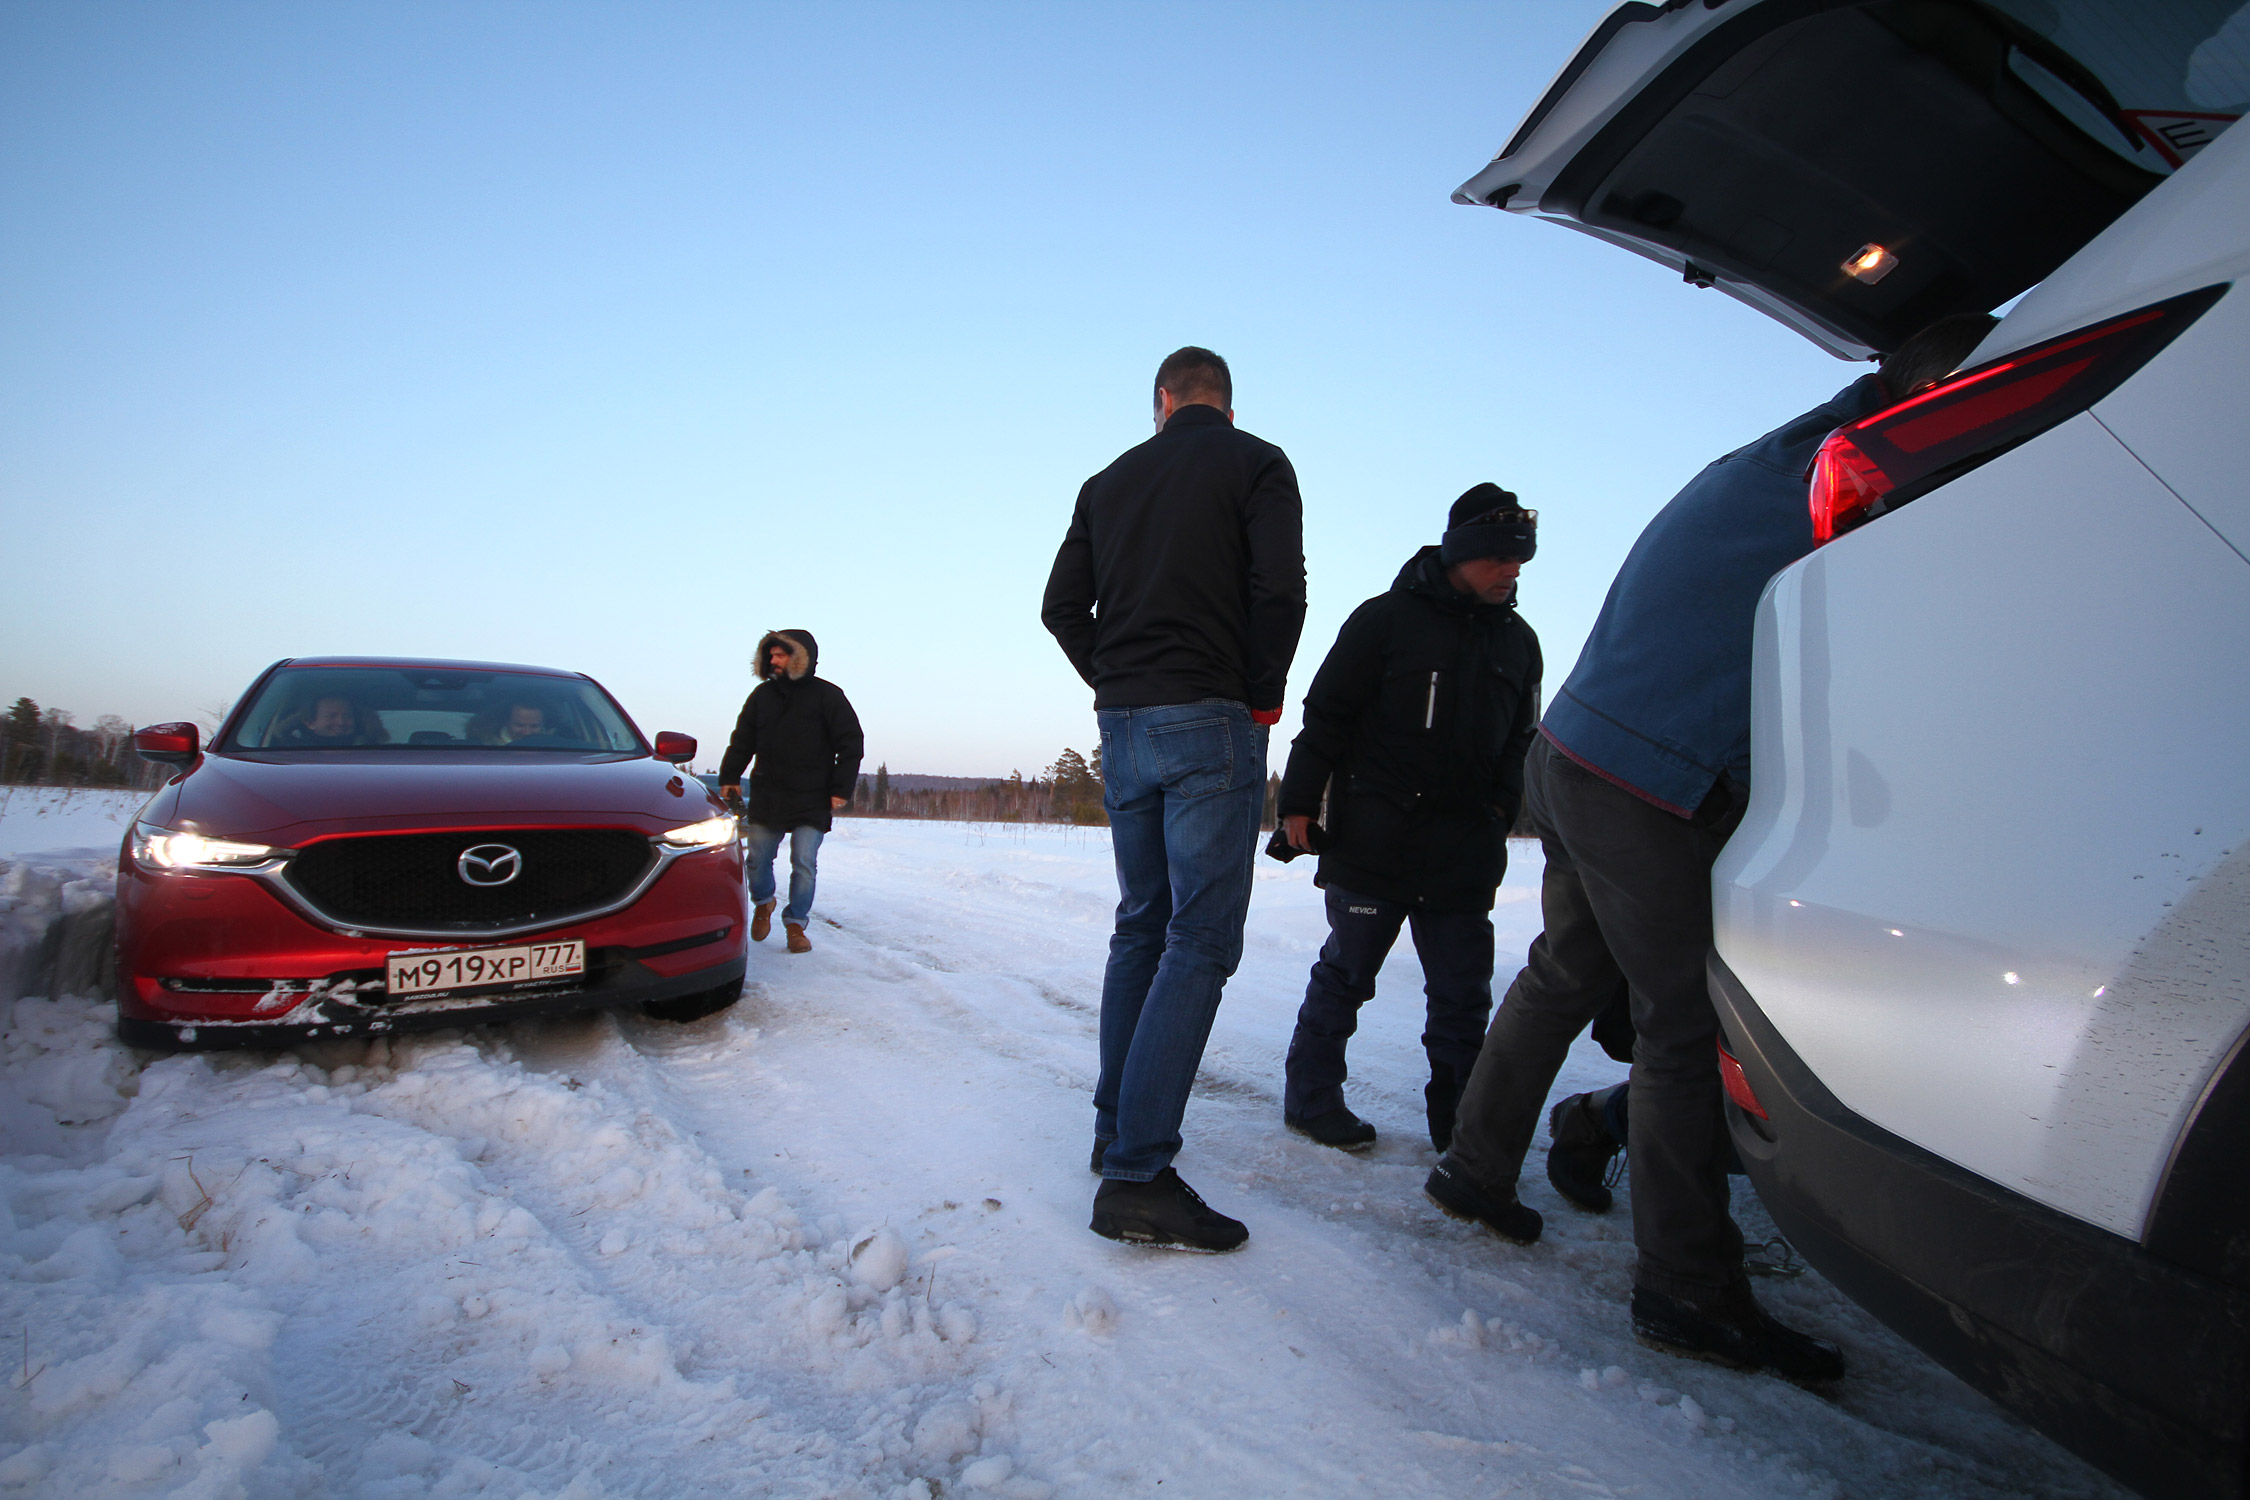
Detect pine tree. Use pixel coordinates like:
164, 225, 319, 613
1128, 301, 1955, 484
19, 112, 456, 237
1048, 747, 1104, 825
3, 697, 40, 783
875, 762, 890, 812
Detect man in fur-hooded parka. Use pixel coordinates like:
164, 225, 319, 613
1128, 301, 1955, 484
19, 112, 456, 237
718, 630, 865, 833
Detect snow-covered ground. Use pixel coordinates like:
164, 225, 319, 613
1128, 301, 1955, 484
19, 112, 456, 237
0, 808, 2130, 1499
0, 787, 146, 859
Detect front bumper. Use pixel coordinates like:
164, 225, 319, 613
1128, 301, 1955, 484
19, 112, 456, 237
117, 951, 746, 1051
115, 841, 748, 1050
1708, 950, 2250, 1500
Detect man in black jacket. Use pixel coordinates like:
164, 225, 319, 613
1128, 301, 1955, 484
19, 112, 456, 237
1275, 484, 1542, 1155
718, 629, 865, 955
1042, 346, 1306, 1253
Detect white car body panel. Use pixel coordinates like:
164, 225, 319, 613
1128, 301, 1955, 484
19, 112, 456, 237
2096, 277, 2250, 557
1716, 411, 2250, 1238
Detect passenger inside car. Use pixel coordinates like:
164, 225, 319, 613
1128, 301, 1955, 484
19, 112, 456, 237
269, 695, 379, 747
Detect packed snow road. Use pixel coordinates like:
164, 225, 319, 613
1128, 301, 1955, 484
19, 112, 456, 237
1, 796, 2128, 1498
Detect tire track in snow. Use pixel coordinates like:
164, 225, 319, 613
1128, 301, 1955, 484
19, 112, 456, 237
419, 1013, 1051, 1498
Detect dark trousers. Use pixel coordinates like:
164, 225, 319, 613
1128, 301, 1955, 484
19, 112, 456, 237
1284, 886, 1494, 1147
1449, 735, 1748, 1299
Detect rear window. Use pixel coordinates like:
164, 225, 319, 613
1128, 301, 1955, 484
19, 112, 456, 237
224, 668, 643, 753
1987, 0, 2247, 169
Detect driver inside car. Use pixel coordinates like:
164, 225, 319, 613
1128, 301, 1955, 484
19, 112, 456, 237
271, 695, 374, 747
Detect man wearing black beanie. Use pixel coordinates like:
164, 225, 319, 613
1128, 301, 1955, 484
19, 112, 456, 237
1272, 483, 1542, 1155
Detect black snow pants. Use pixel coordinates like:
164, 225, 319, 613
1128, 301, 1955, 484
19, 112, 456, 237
1448, 735, 1749, 1300
1283, 885, 1494, 1149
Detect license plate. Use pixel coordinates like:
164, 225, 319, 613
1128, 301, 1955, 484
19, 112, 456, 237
386, 940, 585, 997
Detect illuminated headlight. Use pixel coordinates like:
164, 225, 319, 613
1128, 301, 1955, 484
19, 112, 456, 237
132, 822, 284, 870
658, 815, 739, 849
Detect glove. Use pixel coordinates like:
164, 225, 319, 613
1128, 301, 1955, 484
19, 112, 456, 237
1250, 706, 1282, 727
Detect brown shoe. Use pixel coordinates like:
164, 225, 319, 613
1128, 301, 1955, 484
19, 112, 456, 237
785, 922, 812, 954
751, 900, 776, 942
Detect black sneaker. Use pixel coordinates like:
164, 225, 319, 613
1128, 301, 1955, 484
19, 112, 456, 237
1545, 1091, 1621, 1213
1285, 1107, 1377, 1152
1631, 1284, 1846, 1383
1089, 1168, 1248, 1252
1089, 1138, 1112, 1175
1423, 1155, 1542, 1244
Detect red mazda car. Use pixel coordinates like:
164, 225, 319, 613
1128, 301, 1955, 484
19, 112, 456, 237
116, 656, 747, 1049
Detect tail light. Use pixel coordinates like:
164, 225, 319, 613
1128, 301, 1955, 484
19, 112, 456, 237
1717, 1038, 1768, 1120
1810, 284, 2228, 545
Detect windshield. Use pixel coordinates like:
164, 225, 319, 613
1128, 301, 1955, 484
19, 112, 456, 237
224, 667, 644, 753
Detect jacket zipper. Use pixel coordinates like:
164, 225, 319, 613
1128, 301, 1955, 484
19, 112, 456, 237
1425, 671, 1438, 730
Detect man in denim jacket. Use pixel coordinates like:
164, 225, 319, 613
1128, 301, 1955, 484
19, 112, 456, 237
1430, 316, 1992, 1379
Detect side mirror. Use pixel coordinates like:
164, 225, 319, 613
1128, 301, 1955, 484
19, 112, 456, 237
134, 722, 200, 765
653, 731, 696, 764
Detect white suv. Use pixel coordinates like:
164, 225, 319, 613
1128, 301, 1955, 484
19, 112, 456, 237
1456, 4, 2247, 1497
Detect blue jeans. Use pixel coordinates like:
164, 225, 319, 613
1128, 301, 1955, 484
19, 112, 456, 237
743, 823, 823, 925
1092, 701, 1267, 1181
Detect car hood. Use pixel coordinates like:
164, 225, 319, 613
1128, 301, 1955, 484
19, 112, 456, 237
155, 752, 724, 843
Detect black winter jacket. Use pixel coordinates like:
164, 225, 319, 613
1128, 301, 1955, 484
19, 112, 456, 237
718, 630, 866, 833
1040, 403, 1307, 710
1278, 548, 1542, 911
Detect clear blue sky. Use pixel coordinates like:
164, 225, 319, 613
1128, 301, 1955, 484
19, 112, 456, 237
1, 1, 1854, 778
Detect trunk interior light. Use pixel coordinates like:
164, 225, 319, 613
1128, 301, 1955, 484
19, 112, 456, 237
1809, 284, 2228, 545
1842, 243, 1898, 284
1717, 1039, 1769, 1120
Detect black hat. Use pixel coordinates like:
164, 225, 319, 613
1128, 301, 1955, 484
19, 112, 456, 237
1441, 483, 1537, 566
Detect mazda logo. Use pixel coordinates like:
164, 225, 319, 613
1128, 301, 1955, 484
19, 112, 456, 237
457, 844, 523, 887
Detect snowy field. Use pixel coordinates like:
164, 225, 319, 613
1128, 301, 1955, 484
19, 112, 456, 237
0, 799, 2131, 1500
0, 786, 146, 859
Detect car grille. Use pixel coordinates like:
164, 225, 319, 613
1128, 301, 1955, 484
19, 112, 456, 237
284, 829, 656, 932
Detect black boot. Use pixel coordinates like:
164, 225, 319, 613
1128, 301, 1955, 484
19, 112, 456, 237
1423, 1155, 1542, 1244
1545, 1089, 1622, 1213
1631, 1284, 1846, 1383
1285, 1106, 1377, 1152
1090, 1168, 1248, 1252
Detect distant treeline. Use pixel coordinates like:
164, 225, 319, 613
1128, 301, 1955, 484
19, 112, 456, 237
848, 753, 1282, 830
2, 696, 168, 790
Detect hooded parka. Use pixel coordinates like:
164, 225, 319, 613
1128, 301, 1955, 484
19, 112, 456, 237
1278, 548, 1542, 911
718, 630, 866, 833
